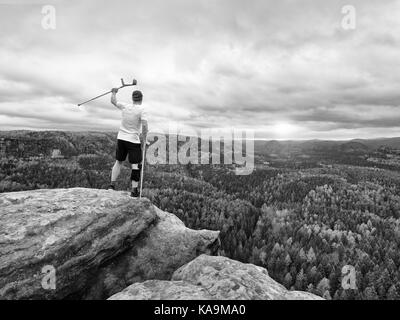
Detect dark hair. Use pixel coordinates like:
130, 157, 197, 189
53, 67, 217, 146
132, 90, 143, 102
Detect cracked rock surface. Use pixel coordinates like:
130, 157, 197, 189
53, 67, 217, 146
0, 188, 219, 300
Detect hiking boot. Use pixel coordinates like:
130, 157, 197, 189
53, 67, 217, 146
108, 184, 116, 191
130, 188, 140, 198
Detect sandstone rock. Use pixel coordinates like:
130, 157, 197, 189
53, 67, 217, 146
109, 255, 322, 300
173, 255, 322, 300
108, 280, 213, 300
84, 207, 220, 299
0, 188, 219, 300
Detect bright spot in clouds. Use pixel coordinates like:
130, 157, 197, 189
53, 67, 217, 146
272, 122, 298, 139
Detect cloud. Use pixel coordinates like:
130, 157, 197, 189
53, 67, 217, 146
0, 0, 399, 139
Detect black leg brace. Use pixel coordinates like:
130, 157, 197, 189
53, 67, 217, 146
130, 164, 142, 182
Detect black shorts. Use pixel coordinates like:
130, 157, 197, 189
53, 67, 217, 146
115, 139, 142, 164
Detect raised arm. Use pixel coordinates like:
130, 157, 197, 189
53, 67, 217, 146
111, 88, 124, 110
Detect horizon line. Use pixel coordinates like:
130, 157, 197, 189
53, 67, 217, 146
1, 129, 399, 142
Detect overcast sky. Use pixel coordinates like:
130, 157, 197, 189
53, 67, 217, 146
0, 0, 399, 140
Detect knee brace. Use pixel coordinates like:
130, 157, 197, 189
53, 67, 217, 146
131, 168, 140, 182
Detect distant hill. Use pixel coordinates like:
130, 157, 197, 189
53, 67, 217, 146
1, 130, 399, 159
352, 138, 400, 150
339, 141, 370, 153
254, 138, 400, 156
0, 131, 116, 158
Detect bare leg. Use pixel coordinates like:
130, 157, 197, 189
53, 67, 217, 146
111, 161, 123, 183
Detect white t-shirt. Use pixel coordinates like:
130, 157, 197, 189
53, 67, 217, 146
116, 102, 148, 144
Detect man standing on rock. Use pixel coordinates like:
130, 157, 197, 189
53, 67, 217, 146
108, 88, 148, 198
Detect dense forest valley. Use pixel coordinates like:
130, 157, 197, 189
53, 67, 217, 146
2, 131, 400, 300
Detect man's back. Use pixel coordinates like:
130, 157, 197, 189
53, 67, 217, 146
116, 103, 147, 144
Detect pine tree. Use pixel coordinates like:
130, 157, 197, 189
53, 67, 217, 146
307, 247, 316, 262
295, 268, 305, 290
323, 290, 332, 300
299, 248, 307, 261
363, 286, 379, 300
316, 277, 330, 296
284, 272, 293, 288
284, 254, 292, 266
387, 285, 399, 300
